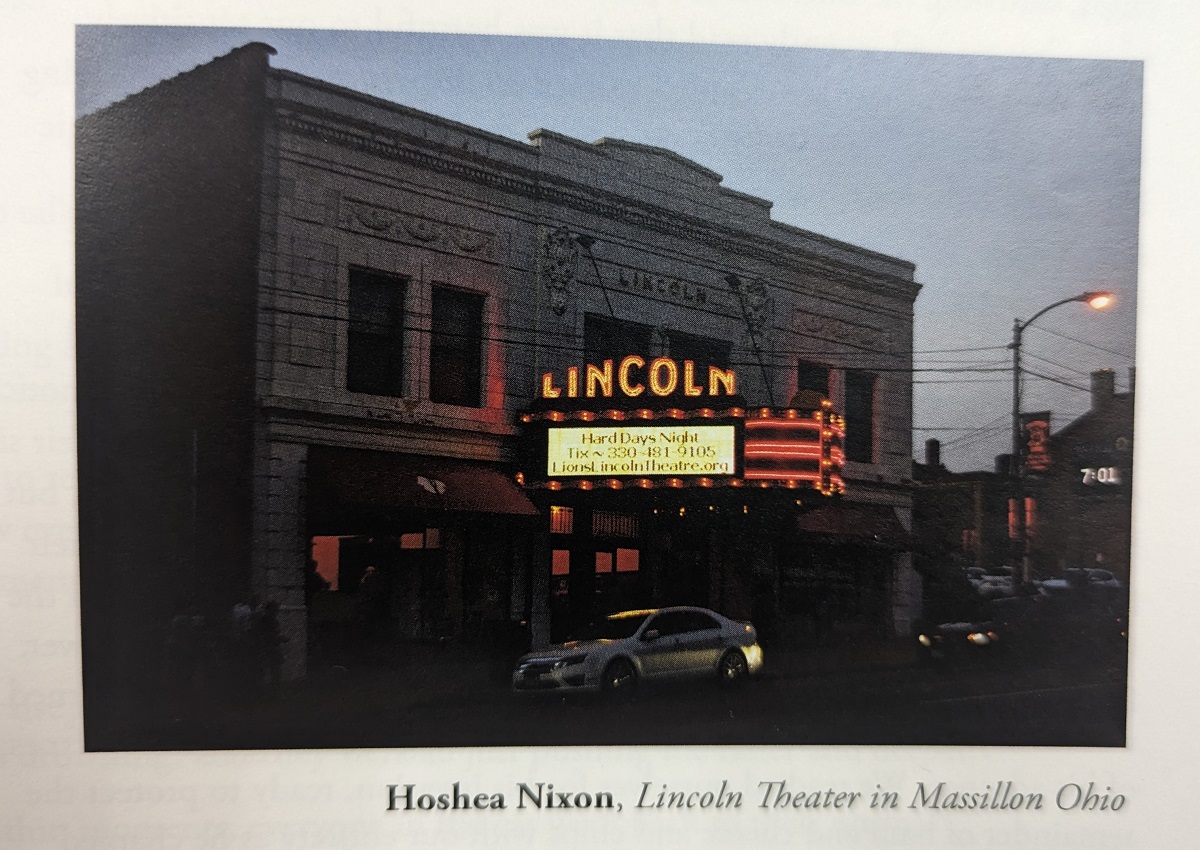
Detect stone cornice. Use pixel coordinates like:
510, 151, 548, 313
259, 400, 518, 453
271, 100, 921, 303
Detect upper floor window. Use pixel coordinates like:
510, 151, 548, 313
430, 287, 485, 407
584, 314, 654, 364
667, 329, 732, 372
844, 370, 877, 463
347, 267, 406, 397
592, 510, 639, 539
796, 360, 830, 399
549, 506, 574, 535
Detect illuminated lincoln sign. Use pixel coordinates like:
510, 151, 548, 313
540, 357, 736, 400
520, 359, 845, 493
547, 424, 737, 477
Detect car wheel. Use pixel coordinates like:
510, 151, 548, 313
602, 658, 637, 696
718, 649, 748, 686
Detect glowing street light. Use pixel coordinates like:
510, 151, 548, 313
1009, 291, 1114, 580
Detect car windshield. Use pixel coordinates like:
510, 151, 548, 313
570, 612, 651, 641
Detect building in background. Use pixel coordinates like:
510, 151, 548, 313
912, 440, 1011, 576
1030, 369, 1135, 580
911, 367, 1134, 614
77, 43, 920, 740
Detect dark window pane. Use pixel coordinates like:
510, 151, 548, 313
430, 287, 484, 407
646, 612, 683, 637
668, 330, 731, 372
347, 267, 405, 396
844, 370, 876, 463
678, 611, 720, 633
797, 360, 829, 397
583, 314, 653, 363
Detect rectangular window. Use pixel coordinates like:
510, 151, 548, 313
549, 506, 574, 535
667, 330, 732, 372
592, 511, 639, 539
430, 287, 485, 407
584, 314, 654, 364
796, 360, 830, 398
398, 528, 442, 549
844, 370, 876, 463
400, 532, 424, 549
347, 267, 406, 396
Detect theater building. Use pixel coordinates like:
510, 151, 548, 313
77, 42, 922, 703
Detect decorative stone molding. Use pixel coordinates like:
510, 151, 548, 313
742, 278, 775, 337
727, 275, 776, 338
339, 199, 497, 259
793, 311, 900, 355
276, 108, 918, 300
537, 226, 580, 316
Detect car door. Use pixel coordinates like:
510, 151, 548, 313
637, 611, 724, 680
670, 611, 725, 676
636, 612, 693, 680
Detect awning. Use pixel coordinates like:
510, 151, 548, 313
796, 502, 917, 550
308, 446, 539, 516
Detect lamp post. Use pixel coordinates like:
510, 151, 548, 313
1009, 291, 1114, 581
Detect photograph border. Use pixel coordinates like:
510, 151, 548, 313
4, 1, 1196, 847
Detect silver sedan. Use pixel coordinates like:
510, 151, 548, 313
512, 606, 764, 695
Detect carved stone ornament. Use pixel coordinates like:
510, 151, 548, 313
340, 200, 496, 259
740, 277, 775, 336
794, 310, 898, 355
539, 226, 580, 316
727, 275, 775, 339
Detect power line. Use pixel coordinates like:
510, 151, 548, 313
935, 414, 1010, 450
256, 281, 1020, 375
1029, 323, 1134, 360
914, 378, 1011, 384
1022, 349, 1095, 379
914, 345, 1009, 355
913, 425, 1007, 431
1024, 369, 1090, 393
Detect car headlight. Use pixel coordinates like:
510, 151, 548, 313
966, 632, 991, 645
918, 634, 932, 647
552, 654, 588, 670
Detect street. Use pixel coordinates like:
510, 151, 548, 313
139, 638, 1127, 751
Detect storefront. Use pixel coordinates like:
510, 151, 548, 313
304, 446, 539, 659
516, 357, 861, 645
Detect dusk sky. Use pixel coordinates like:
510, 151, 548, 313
76, 26, 1142, 473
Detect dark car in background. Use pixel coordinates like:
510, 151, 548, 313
916, 565, 1004, 664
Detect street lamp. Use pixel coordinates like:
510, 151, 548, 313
1009, 291, 1114, 581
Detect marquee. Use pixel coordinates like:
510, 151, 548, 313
519, 361, 845, 495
